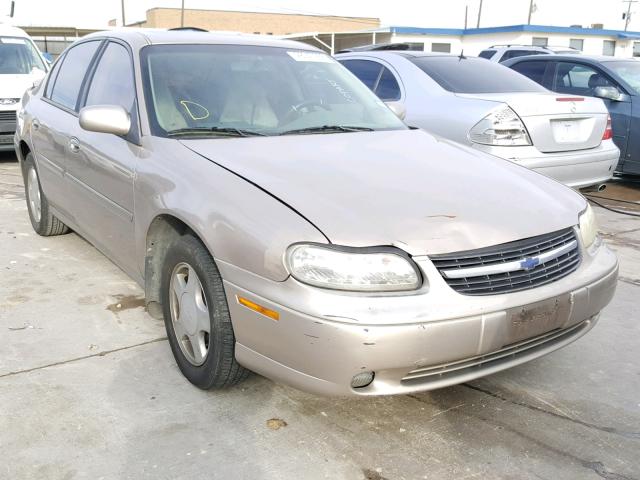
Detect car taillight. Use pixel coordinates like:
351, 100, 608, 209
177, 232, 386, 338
602, 114, 613, 140
469, 105, 532, 146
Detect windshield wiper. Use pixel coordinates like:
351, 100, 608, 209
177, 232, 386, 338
167, 127, 267, 137
278, 125, 374, 135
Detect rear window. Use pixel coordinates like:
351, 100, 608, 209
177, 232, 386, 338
409, 56, 547, 93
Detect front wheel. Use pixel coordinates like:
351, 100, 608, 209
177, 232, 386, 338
161, 234, 249, 389
23, 152, 69, 236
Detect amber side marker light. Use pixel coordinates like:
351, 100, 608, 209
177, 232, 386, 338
237, 296, 280, 321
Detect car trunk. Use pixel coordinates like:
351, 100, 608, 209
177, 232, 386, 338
458, 92, 608, 153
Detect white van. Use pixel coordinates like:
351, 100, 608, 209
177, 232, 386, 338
0, 23, 48, 151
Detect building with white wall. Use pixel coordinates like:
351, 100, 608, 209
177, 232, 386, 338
287, 24, 640, 58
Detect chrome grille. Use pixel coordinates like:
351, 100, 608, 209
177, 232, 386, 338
430, 228, 580, 295
0, 111, 16, 122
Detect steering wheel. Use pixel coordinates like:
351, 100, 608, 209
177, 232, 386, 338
282, 100, 330, 124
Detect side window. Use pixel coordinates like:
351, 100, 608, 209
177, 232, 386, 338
340, 60, 400, 100
375, 67, 401, 101
510, 61, 548, 86
478, 50, 496, 59
85, 42, 135, 112
49, 41, 100, 111
553, 62, 613, 95
500, 50, 542, 62
44, 54, 64, 98
340, 59, 383, 89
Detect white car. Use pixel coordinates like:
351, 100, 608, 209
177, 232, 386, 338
0, 23, 48, 152
479, 44, 581, 62
337, 51, 619, 189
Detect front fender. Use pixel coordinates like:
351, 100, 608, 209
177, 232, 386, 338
134, 137, 327, 283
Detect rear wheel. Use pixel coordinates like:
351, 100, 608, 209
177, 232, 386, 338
23, 152, 69, 236
161, 234, 249, 389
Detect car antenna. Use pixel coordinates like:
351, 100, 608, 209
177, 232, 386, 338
458, 49, 466, 60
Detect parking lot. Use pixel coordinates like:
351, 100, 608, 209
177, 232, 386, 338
0, 149, 638, 480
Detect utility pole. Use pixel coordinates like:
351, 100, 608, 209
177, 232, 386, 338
476, 0, 483, 28
527, 0, 535, 24
121, 0, 126, 26
181, 0, 185, 27
464, 5, 468, 29
623, 0, 637, 31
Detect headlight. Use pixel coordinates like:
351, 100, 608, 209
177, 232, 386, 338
469, 105, 532, 146
286, 244, 421, 292
578, 204, 598, 248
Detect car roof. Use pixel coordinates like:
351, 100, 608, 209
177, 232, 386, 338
492, 45, 546, 50
505, 53, 635, 64
0, 23, 30, 38
336, 51, 472, 60
82, 28, 320, 52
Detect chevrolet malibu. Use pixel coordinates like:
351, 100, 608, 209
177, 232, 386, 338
15, 30, 618, 396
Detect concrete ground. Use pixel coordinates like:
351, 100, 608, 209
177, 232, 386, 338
1, 150, 639, 480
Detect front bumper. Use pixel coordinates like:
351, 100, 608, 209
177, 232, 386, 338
473, 140, 620, 189
219, 239, 618, 396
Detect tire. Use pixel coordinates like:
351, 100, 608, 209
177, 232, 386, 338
161, 234, 249, 389
23, 152, 70, 236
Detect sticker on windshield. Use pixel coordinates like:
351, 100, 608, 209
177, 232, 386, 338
1, 38, 27, 44
287, 51, 334, 63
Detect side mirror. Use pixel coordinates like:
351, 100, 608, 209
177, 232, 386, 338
593, 85, 623, 102
42, 52, 53, 65
385, 101, 406, 120
79, 105, 131, 136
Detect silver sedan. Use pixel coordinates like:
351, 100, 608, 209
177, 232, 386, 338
14, 30, 618, 396
336, 51, 619, 190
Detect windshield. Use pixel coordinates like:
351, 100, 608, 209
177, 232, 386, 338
410, 56, 547, 93
606, 61, 640, 94
0, 36, 46, 74
141, 44, 406, 137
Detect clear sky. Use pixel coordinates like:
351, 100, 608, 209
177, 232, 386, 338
1, 0, 637, 32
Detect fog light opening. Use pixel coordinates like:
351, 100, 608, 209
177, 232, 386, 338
351, 371, 375, 389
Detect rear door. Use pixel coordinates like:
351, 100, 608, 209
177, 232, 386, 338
67, 40, 140, 270
551, 60, 631, 157
29, 40, 102, 221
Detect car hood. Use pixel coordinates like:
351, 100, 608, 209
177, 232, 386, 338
0, 72, 44, 99
180, 129, 586, 256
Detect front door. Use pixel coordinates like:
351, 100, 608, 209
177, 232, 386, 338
65, 41, 140, 273
551, 61, 632, 172
620, 97, 640, 175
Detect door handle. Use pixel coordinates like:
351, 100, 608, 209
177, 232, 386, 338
68, 137, 80, 153
32, 119, 40, 131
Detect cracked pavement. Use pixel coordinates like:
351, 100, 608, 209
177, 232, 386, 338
1, 151, 639, 480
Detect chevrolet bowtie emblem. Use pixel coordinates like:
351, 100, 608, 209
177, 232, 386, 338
520, 257, 541, 271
